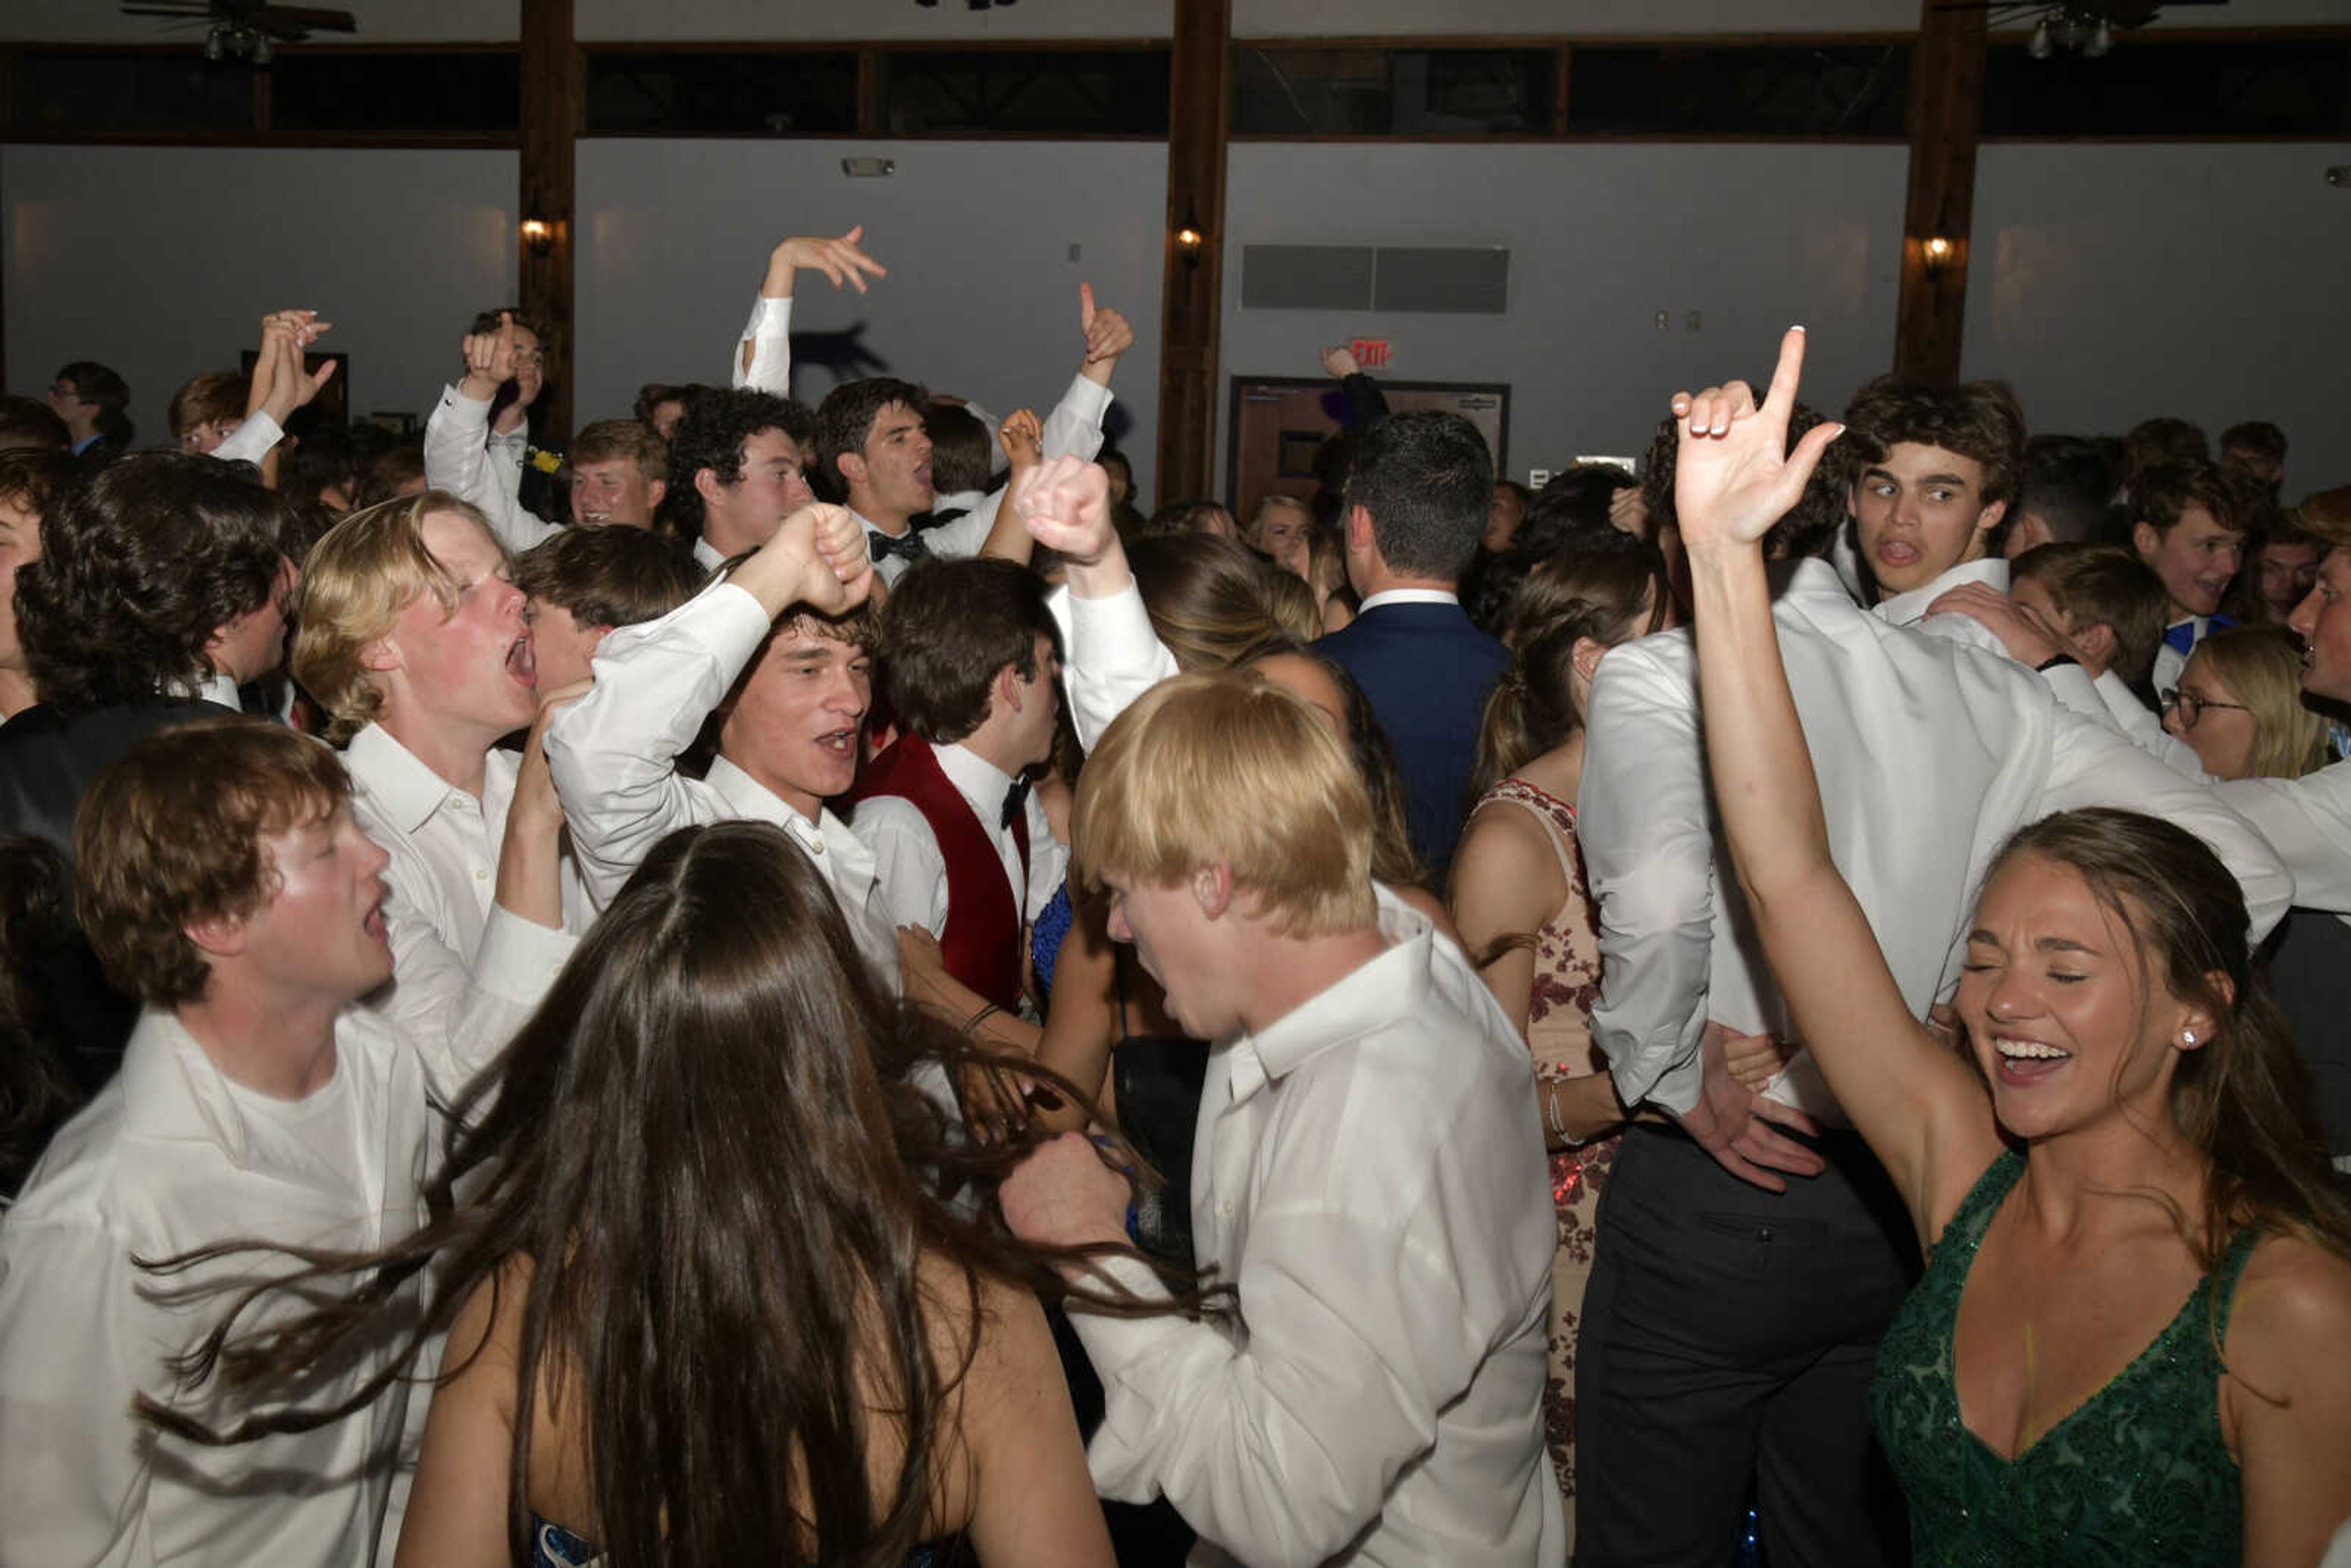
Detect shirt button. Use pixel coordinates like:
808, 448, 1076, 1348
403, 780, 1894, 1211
808, 838, 825, 855
474, 868, 488, 881
1218, 1200, 1235, 1218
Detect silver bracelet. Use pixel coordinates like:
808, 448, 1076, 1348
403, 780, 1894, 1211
1543, 1082, 1586, 1148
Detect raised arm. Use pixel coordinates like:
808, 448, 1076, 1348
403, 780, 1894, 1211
1017, 456, 1179, 749
1674, 328, 1998, 1234
424, 312, 557, 552
213, 309, 337, 477
735, 227, 886, 394
542, 504, 874, 906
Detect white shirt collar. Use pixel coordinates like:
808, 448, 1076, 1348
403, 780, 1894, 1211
1225, 887, 1424, 1103
705, 755, 879, 887
343, 722, 480, 835
1357, 588, 1460, 613
691, 535, 726, 572
168, 670, 243, 710
935, 740, 1017, 828
1872, 556, 2009, 628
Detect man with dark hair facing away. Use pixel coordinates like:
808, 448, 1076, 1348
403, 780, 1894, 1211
513, 525, 703, 693
1313, 408, 1507, 883
47, 360, 131, 461
852, 557, 1065, 1010
0, 718, 566, 1566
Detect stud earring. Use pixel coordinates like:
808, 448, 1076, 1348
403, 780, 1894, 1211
2181, 1029, 2197, 1046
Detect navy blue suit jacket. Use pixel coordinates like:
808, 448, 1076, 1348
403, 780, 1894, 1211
1316, 599, 1509, 885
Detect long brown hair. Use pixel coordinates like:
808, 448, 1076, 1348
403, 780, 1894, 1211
136, 822, 1177, 1566
1997, 809, 2351, 1267
1466, 550, 1667, 809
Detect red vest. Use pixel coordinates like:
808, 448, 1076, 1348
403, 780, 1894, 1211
852, 735, 1030, 1010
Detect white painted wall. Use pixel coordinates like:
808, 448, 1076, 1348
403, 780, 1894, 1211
574, 138, 1168, 498
1218, 141, 1908, 498
3, 145, 517, 438
1963, 142, 2351, 493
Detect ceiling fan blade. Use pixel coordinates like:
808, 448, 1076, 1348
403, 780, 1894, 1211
118, 3, 214, 14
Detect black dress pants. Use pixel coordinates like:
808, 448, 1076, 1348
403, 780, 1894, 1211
1574, 1123, 1917, 1568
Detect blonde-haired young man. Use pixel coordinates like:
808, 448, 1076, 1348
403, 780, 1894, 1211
1002, 659, 1564, 1567
290, 492, 580, 1045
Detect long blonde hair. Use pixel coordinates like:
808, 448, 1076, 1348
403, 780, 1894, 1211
2190, 627, 2328, 779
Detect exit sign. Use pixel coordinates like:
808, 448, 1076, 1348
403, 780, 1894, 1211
1350, 338, 1392, 370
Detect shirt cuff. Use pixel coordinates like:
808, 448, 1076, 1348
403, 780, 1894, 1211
440, 381, 494, 418
1068, 1251, 1181, 1373
209, 410, 282, 467
1054, 373, 1114, 430
473, 906, 577, 1003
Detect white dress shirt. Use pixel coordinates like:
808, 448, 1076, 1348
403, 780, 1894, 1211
854, 373, 1116, 587
341, 724, 587, 1051
1578, 557, 2292, 1118
1071, 887, 1564, 1568
422, 383, 559, 555
0, 990, 549, 1568
540, 580, 899, 986
1355, 587, 1462, 613
1872, 555, 2008, 650
207, 411, 282, 469
1046, 580, 1181, 753
2218, 759, 2351, 923
852, 741, 1063, 947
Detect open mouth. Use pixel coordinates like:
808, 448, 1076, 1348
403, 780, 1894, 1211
814, 726, 858, 759
362, 893, 388, 946
1992, 1035, 2071, 1086
507, 632, 537, 686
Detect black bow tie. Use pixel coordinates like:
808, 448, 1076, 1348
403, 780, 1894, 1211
868, 528, 930, 565
1000, 775, 1032, 831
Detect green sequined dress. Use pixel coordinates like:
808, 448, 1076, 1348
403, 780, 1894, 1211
1870, 1149, 2259, 1567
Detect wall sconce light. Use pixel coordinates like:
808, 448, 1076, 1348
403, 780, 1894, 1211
1920, 234, 1955, 279
1174, 204, 1204, 267
520, 219, 555, 258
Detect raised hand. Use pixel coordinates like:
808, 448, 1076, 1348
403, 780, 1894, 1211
764, 225, 887, 298
1014, 456, 1115, 569
1321, 344, 1361, 380
1670, 326, 1843, 554
460, 310, 520, 403
249, 310, 336, 425
765, 501, 874, 615
999, 407, 1044, 471
1078, 283, 1134, 382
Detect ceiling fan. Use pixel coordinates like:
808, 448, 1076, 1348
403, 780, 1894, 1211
1937, 0, 2227, 57
119, 0, 358, 65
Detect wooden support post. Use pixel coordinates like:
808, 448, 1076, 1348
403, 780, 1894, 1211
1154, 0, 1232, 508
519, 0, 579, 447
1894, 0, 1987, 384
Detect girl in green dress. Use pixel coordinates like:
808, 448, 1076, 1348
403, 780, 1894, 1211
1668, 328, 2351, 1567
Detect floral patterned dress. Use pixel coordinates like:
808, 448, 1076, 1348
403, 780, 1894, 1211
1469, 777, 1616, 1519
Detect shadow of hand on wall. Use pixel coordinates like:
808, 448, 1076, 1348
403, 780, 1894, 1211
789, 323, 890, 391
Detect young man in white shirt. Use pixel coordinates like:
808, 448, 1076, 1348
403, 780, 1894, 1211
542, 503, 899, 981
851, 557, 1064, 1008
1839, 374, 2023, 637
289, 492, 583, 1048
808, 285, 1134, 584
0, 718, 566, 1567
511, 525, 704, 694
1571, 361, 2291, 1567
664, 388, 822, 574
422, 312, 667, 553
2130, 458, 2249, 694
1000, 668, 1564, 1568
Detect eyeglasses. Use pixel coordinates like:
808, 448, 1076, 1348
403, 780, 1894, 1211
2161, 688, 2252, 728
